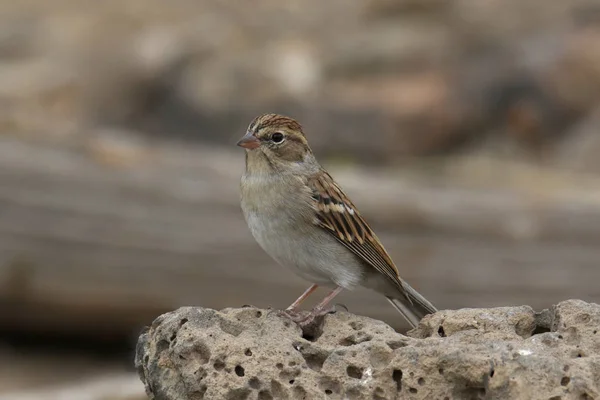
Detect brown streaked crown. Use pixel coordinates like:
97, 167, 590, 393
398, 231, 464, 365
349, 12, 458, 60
248, 114, 305, 137
244, 114, 311, 163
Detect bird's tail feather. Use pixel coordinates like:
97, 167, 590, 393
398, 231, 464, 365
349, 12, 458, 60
386, 282, 437, 328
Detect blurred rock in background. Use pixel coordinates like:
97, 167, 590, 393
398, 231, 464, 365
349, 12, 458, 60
1, 0, 600, 396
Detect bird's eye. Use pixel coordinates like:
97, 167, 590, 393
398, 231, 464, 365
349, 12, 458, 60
271, 132, 285, 143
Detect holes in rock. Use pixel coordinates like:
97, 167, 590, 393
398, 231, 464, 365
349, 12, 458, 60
561, 376, 570, 386
490, 368, 495, 377
289, 361, 297, 367
349, 321, 363, 331
515, 320, 535, 339
245, 349, 253, 356
345, 387, 361, 400
278, 367, 301, 381
532, 324, 551, 335
194, 342, 211, 365
235, 365, 245, 377
144, 355, 149, 364
225, 388, 250, 400
409, 388, 418, 394
576, 313, 591, 323
319, 377, 341, 396
438, 326, 446, 337
392, 369, 403, 391
558, 335, 563, 339
249, 377, 261, 389
256, 311, 263, 318
194, 368, 208, 382
276, 363, 283, 369
386, 340, 408, 350
418, 377, 425, 385
157, 340, 169, 353
346, 365, 363, 379
370, 349, 392, 369
293, 385, 307, 399
289, 379, 295, 385
594, 330, 597, 334
438, 368, 444, 375
298, 348, 328, 372
459, 387, 486, 398
219, 319, 245, 337
301, 322, 324, 342
564, 365, 570, 372
373, 387, 386, 400
190, 385, 207, 400
340, 333, 372, 346
180, 318, 188, 326
214, 359, 225, 371
257, 390, 273, 400
270, 380, 287, 399
170, 333, 177, 342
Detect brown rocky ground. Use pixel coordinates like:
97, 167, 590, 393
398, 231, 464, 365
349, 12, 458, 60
136, 300, 600, 400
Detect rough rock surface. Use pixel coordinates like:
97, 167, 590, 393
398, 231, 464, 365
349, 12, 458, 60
135, 300, 600, 400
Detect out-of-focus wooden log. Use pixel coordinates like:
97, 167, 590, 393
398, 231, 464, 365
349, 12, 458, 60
1, 373, 144, 400
1, 136, 600, 335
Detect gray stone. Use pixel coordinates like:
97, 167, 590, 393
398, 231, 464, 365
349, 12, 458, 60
135, 300, 600, 400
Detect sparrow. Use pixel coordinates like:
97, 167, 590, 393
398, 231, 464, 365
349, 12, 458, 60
237, 113, 437, 327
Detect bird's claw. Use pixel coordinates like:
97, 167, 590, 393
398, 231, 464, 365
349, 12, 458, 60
275, 305, 338, 327
275, 308, 309, 323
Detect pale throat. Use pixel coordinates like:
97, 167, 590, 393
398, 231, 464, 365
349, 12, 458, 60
244, 149, 318, 179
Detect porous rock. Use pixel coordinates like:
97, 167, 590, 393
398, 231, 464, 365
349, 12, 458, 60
135, 300, 600, 399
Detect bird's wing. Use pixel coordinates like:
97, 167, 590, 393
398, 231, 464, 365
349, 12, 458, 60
307, 170, 403, 287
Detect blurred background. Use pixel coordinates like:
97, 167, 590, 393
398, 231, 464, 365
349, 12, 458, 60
1, 0, 600, 398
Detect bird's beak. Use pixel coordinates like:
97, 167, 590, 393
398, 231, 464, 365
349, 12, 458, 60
236, 132, 260, 149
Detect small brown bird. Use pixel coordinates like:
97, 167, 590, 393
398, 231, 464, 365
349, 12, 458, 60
237, 114, 437, 327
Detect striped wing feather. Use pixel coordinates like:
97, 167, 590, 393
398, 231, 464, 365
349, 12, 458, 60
308, 171, 402, 286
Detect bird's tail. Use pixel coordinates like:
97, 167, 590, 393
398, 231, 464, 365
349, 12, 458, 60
386, 281, 437, 329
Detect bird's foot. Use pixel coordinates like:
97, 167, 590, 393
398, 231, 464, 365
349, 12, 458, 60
274, 305, 337, 327
274, 308, 309, 323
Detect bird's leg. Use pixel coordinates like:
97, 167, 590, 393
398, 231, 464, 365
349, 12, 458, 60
310, 286, 344, 315
276, 284, 319, 322
297, 286, 344, 326
286, 284, 319, 312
